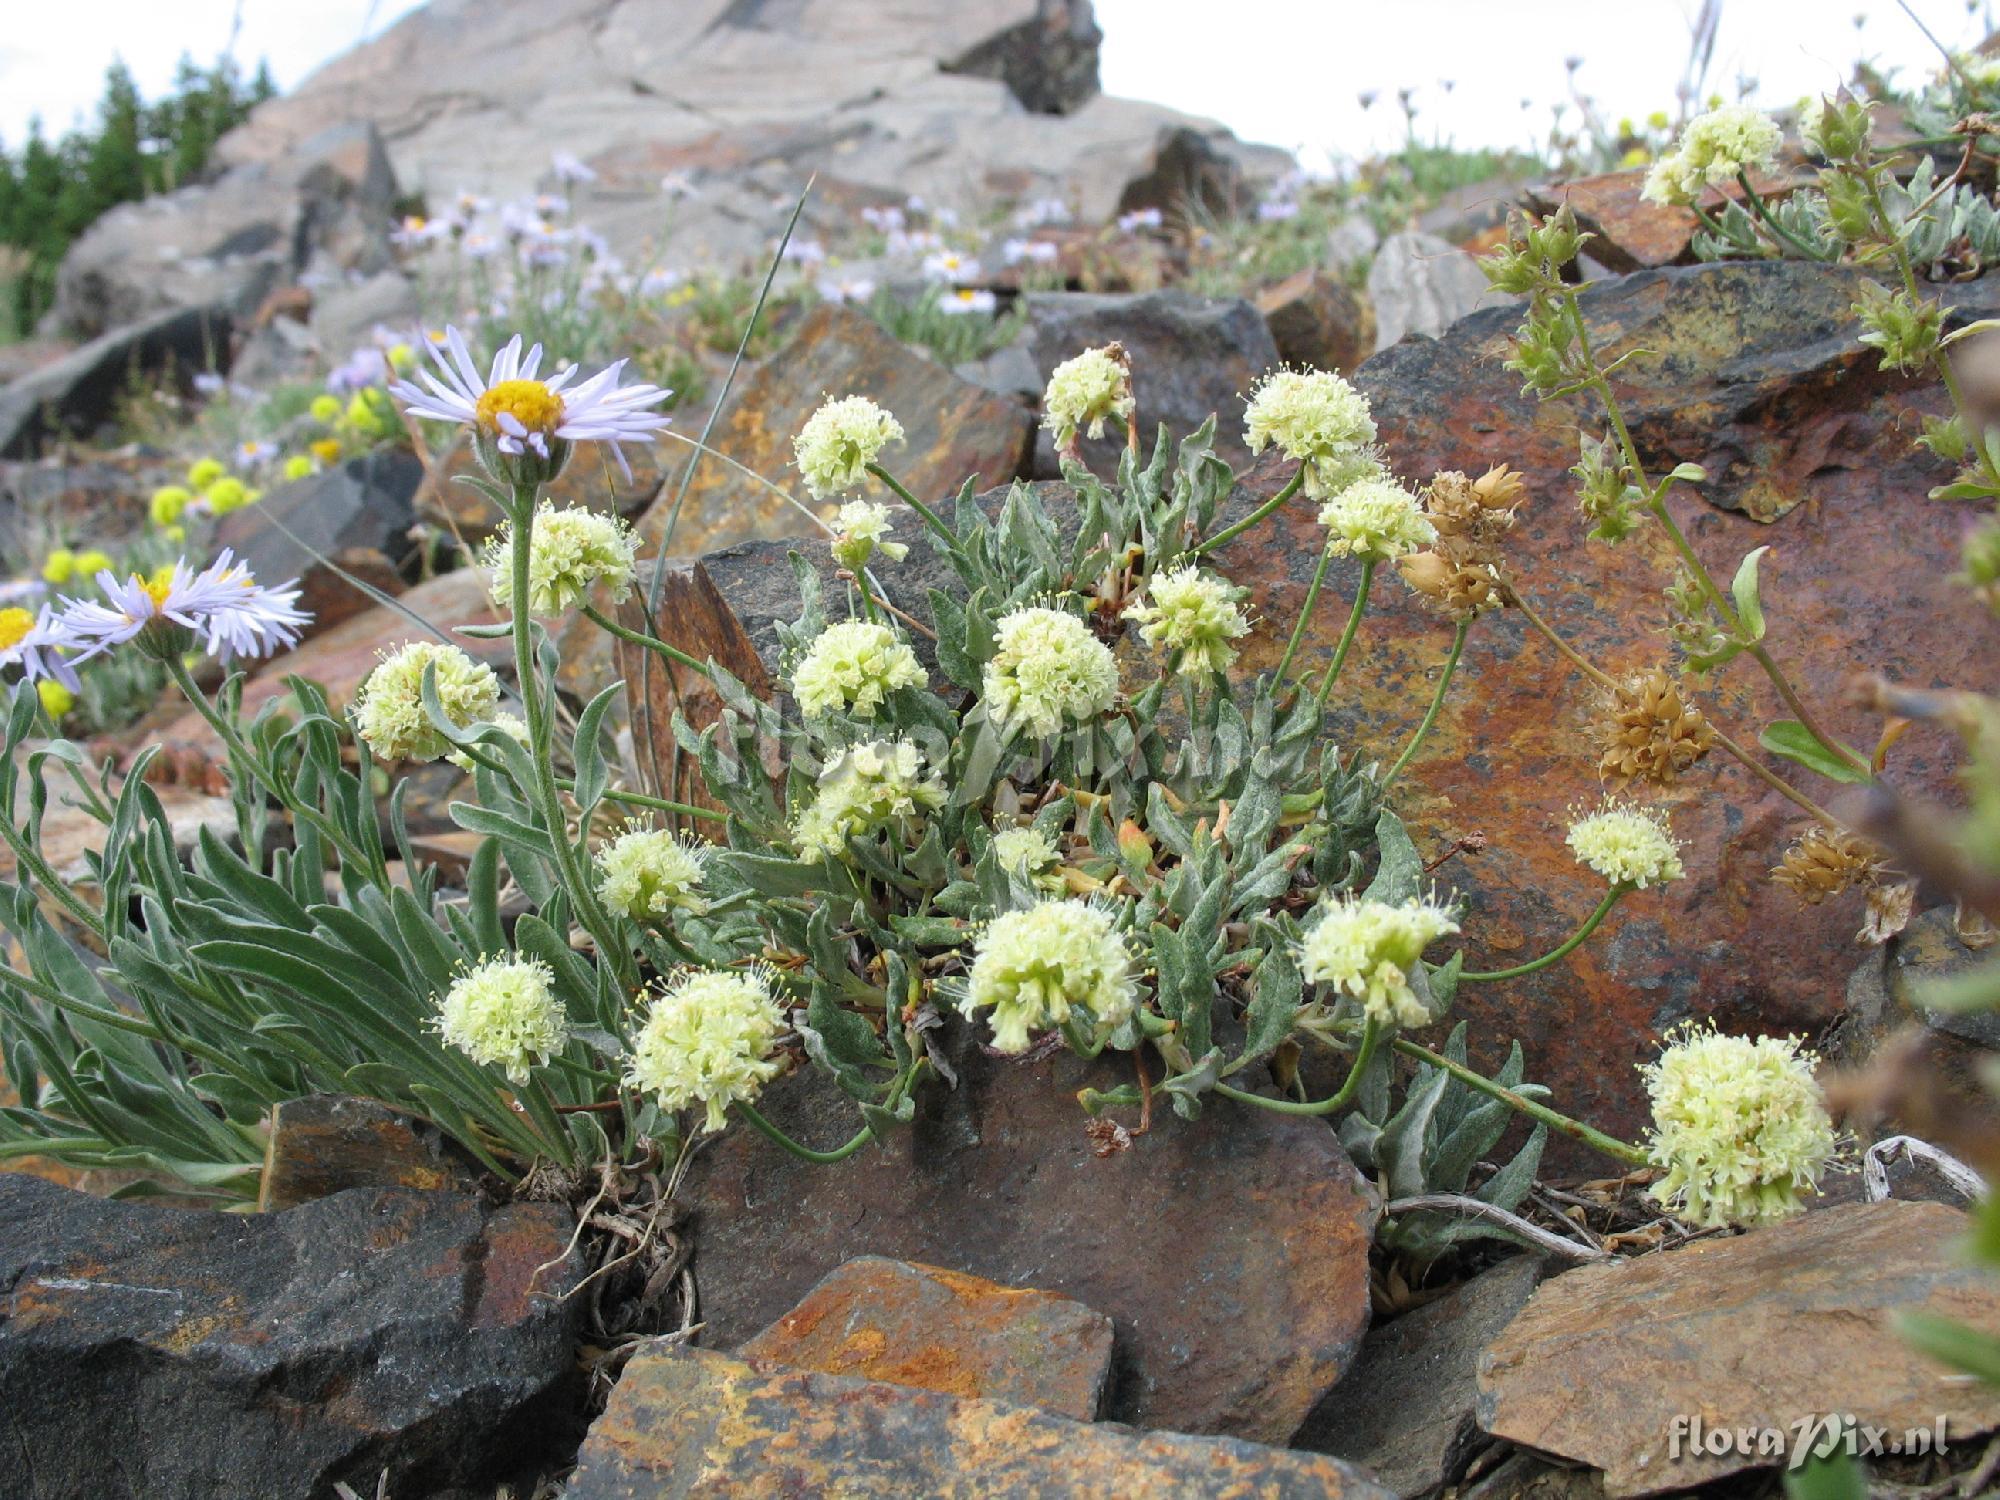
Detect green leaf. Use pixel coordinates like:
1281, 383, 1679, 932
1728, 545, 1768, 644
570, 682, 624, 817
1235, 943, 1300, 1071
1363, 808, 1424, 906
1758, 721, 1872, 784
1930, 479, 2000, 502
1899, 1309, 2000, 1387
1784, 1449, 1868, 1500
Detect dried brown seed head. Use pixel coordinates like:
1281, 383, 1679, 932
1596, 668, 1717, 786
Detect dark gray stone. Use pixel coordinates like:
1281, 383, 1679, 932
1017, 288, 1279, 475
1295, 1256, 1551, 1497
942, 0, 1101, 114
0, 1172, 586, 1500
0, 305, 233, 459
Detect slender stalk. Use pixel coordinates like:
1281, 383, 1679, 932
1392, 1037, 1648, 1165
847, 567, 881, 624
1191, 467, 1304, 556
581, 604, 715, 679
594, 785, 728, 823
1384, 619, 1469, 787
1215, 1017, 1381, 1117
1462, 885, 1624, 981
865, 463, 971, 563
734, 1100, 875, 1162
1313, 558, 1377, 710
1733, 170, 1829, 261
1273, 545, 1335, 685
506, 487, 627, 972
166, 658, 379, 877
1512, 591, 1616, 689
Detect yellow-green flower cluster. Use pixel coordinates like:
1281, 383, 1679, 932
832, 500, 908, 572
1297, 893, 1460, 1031
436, 955, 568, 1084
792, 620, 924, 719
794, 396, 904, 499
1566, 800, 1684, 888
1641, 104, 1782, 206
351, 641, 500, 763
990, 824, 1065, 892
966, 899, 1136, 1053
982, 606, 1119, 738
1641, 1024, 1837, 1228
595, 825, 709, 920
625, 967, 787, 1133
792, 738, 945, 860
41, 547, 113, 585
1243, 368, 1379, 500
1042, 346, 1134, 448
485, 502, 639, 616
1122, 565, 1250, 676
1318, 477, 1436, 562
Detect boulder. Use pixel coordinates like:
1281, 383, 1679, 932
1258, 266, 1373, 373
678, 1027, 1377, 1443
1368, 230, 1503, 351
1295, 1256, 1550, 1496
0, 1173, 586, 1500
1526, 165, 1814, 274
1017, 288, 1280, 475
52, 121, 396, 340
564, 1345, 1396, 1499
258, 1094, 486, 1211
1476, 1201, 2000, 1496
940, 0, 1102, 115
211, 449, 426, 633
0, 304, 232, 459
738, 1256, 1116, 1420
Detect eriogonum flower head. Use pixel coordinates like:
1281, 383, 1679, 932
351, 641, 500, 763
625, 967, 787, 1133
1642, 1024, 1837, 1228
436, 955, 568, 1085
1771, 824, 1884, 905
0, 605, 80, 691
793, 396, 904, 498
1566, 799, 1684, 888
1243, 368, 1379, 500
1122, 566, 1251, 677
982, 606, 1119, 738
1297, 894, 1460, 1031
1042, 345, 1135, 449
1318, 476, 1437, 562
990, 825, 1065, 892
389, 325, 670, 484
1641, 105, 1782, 206
1596, 668, 1717, 786
595, 825, 709, 920
483, 502, 639, 616
831, 500, 908, 572
791, 620, 925, 719
966, 900, 1136, 1053
59, 551, 309, 665
792, 738, 945, 860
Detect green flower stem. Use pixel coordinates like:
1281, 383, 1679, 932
166, 658, 380, 878
1383, 618, 1470, 788
1461, 884, 1625, 982
507, 486, 628, 978
1391, 1036, 1649, 1165
1214, 1017, 1381, 1116
1273, 544, 1335, 686
593, 785, 728, 823
1313, 557, 1377, 711
1732, 170, 1830, 262
1191, 466, 1305, 556
865, 464, 972, 563
581, 604, 716, 680
734, 1099, 876, 1162
1689, 202, 1734, 244
1558, 288, 1866, 779
849, 566, 881, 624
0, 820, 104, 936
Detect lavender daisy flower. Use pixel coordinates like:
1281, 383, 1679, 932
389, 325, 671, 485
60, 552, 309, 665
0, 605, 81, 690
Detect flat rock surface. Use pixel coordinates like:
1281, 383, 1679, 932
680, 1030, 1377, 1444
1476, 1201, 2000, 1496
258, 1093, 486, 1211
0, 1173, 585, 1500
738, 1255, 1115, 1420
564, 1344, 1397, 1499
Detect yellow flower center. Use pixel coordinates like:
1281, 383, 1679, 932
0, 608, 33, 651
141, 577, 174, 614
475, 379, 564, 437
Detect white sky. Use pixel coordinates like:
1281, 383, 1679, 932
0, 0, 1994, 161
